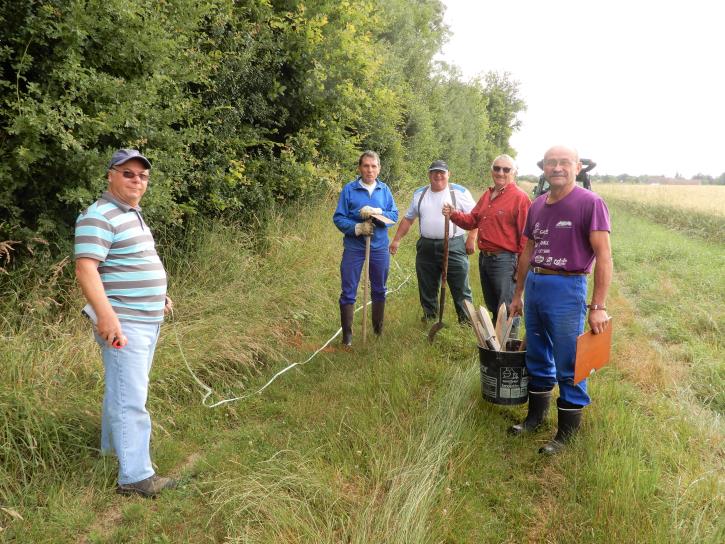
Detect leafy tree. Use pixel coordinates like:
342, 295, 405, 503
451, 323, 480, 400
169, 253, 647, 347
1, 0, 221, 249
483, 71, 526, 155
0, 0, 527, 267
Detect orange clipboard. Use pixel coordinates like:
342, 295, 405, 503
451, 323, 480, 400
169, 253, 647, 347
573, 318, 613, 384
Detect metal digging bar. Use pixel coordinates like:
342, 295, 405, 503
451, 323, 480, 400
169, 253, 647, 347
428, 215, 450, 342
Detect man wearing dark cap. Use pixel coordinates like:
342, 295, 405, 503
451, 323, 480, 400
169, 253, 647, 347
390, 160, 477, 323
74, 148, 176, 497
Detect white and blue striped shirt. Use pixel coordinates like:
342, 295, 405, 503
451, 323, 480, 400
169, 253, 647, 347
74, 192, 167, 323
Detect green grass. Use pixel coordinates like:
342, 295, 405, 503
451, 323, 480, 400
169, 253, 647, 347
0, 196, 722, 543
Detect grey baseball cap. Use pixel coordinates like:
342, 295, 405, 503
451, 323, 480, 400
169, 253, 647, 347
108, 148, 152, 170
428, 160, 448, 172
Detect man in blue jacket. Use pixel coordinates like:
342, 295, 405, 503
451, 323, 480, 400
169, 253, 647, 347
333, 151, 399, 346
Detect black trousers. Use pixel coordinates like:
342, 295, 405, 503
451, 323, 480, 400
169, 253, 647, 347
479, 251, 520, 337
415, 236, 472, 321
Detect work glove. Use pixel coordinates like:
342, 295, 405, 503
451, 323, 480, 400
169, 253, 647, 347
360, 206, 382, 219
355, 221, 374, 237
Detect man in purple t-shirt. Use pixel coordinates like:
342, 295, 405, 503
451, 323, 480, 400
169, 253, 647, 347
509, 145, 612, 454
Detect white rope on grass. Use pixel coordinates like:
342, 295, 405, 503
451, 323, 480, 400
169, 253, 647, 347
174, 257, 413, 408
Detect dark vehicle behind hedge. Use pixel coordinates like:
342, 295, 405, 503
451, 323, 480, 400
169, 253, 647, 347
532, 159, 596, 197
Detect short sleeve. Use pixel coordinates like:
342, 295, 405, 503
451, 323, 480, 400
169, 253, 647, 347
404, 193, 419, 220
589, 197, 611, 232
74, 210, 113, 261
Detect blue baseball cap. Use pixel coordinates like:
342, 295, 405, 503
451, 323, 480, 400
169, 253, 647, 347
108, 148, 151, 170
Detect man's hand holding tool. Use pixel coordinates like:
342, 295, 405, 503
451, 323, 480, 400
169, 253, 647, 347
360, 206, 382, 220
355, 221, 374, 236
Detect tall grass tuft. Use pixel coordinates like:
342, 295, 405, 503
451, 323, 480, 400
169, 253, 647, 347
0, 316, 100, 504
205, 451, 353, 542
349, 363, 479, 543
152, 203, 344, 407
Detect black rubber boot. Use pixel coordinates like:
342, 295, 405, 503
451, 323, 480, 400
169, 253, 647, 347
508, 390, 552, 435
340, 304, 354, 346
372, 301, 385, 336
539, 406, 583, 454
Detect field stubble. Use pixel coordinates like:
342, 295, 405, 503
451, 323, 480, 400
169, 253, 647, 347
595, 183, 725, 216
595, 183, 724, 243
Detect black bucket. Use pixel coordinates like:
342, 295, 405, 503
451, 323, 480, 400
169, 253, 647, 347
479, 339, 528, 405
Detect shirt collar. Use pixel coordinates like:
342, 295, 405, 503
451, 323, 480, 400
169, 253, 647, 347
358, 178, 378, 190
489, 182, 513, 194
102, 191, 142, 213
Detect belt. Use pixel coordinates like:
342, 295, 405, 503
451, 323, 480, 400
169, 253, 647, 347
420, 235, 465, 241
532, 267, 586, 276
481, 249, 515, 256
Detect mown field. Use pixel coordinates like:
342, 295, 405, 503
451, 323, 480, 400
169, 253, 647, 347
0, 184, 722, 543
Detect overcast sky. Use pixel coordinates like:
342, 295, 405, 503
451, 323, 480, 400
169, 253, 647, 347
437, 0, 725, 178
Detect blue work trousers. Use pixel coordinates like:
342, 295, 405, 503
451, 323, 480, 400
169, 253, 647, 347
339, 245, 390, 305
95, 321, 160, 484
523, 271, 590, 406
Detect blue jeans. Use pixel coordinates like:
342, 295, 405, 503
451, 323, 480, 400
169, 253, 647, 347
523, 271, 590, 406
95, 321, 160, 484
339, 245, 390, 305
479, 251, 519, 337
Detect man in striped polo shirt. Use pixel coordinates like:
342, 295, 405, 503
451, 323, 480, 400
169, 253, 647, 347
75, 148, 176, 497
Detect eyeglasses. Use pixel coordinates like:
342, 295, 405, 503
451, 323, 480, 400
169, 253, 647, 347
543, 158, 577, 168
111, 167, 149, 182
492, 166, 512, 173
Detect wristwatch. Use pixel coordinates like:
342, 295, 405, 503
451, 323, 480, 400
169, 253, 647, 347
587, 304, 606, 311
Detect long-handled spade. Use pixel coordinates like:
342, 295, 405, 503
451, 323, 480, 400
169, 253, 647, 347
361, 222, 371, 344
362, 214, 395, 345
428, 216, 450, 342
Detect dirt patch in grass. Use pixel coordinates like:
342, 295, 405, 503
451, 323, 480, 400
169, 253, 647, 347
78, 503, 124, 544
79, 450, 203, 543
285, 329, 339, 352
609, 285, 687, 393
524, 465, 566, 543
